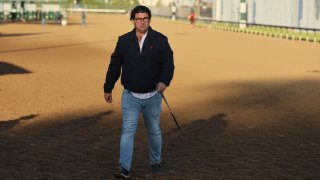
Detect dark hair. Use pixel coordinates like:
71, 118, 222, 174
130, 5, 152, 20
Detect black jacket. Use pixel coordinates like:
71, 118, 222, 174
104, 27, 174, 93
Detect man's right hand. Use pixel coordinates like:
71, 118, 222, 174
104, 93, 112, 103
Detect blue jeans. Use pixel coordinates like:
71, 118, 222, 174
119, 89, 162, 171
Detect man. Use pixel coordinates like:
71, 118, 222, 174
171, 2, 177, 20
104, 5, 175, 179
81, 11, 87, 27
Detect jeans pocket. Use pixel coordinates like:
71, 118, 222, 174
122, 89, 130, 95
156, 92, 163, 99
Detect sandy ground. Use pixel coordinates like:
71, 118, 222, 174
1, 13, 320, 179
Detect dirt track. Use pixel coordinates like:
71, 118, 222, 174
1, 13, 320, 179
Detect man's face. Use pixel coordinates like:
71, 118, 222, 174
132, 12, 150, 33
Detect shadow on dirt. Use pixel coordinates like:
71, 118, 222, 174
1, 79, 320, 179
0, 32, 46, 38
0, 61, 32, 76
0, 114, 38, 132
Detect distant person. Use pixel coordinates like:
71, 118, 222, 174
81, 11, 86, 27
188, 8, 196, 27
103, 5, 175, 179
41, 12, 46, 26
11, 1, 17, 22
171, 2, 177, 20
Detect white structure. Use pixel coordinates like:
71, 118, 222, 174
25, 3, 37, 12
41, 4, 61, 12
138, 0, 158, 6
139, 0, 194, 7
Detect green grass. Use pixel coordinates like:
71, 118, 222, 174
194, 21, 320, 43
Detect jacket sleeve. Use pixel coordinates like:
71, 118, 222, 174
104, 38, 123, 93
159, 37, 175, 86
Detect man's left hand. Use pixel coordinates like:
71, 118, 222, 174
156, 82, 167, 93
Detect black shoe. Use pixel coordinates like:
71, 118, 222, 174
150, 164, 161, 174
114, 167, 130, 179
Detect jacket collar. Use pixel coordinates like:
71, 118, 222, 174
129, 26, 156, 41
